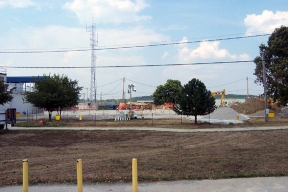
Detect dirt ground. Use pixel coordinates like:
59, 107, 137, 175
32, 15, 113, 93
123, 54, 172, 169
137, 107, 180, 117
1, 120, 288, 186
230, 97, 283, 114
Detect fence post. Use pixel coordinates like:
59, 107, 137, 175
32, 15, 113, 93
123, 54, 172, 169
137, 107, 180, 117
132, 158, 138, 192
77, 159, 83, 192
22, 159, 28, 192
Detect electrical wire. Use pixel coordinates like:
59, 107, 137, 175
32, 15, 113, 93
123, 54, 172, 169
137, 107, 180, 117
0, 34, 269, 54
97, 78, 122, 88
207, 78, 246, 89
125, 78, 156, 88
0, 60, 255, 69
101, 81, 122, 95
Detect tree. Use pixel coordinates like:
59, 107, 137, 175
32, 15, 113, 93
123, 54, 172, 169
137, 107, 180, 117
25, 74, 83, 121
0, 82, 13, 105
153, 79, 183, 105
173, 78, 216, 124
254, 26, 288, 105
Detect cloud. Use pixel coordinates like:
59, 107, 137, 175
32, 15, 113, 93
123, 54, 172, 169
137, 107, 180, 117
244, 10, 288, 35
177, 39, 250, 63
164, 25, 188, 31
0, 25, 170, 96
161, 51, 169, 59
64, 0, 151, 25
98, 26, 169, 49
0, 0, 36, 8
179, 37, 188, 45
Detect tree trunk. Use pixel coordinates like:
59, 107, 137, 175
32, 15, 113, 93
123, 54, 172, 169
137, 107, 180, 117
48, 111, 52, 121
194, 115, 197, 124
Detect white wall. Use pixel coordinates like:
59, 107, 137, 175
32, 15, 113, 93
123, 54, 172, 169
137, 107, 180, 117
8, 93, 42, 114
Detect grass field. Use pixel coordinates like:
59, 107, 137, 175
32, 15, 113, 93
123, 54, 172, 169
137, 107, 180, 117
1, 117, 288, 186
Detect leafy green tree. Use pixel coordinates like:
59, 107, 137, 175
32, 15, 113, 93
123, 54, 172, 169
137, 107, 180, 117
0, 82, 13, 105
254, 26, 288, 105
25, 74, 82, 121
173, 78, 216, 124
153, 79, 183, 105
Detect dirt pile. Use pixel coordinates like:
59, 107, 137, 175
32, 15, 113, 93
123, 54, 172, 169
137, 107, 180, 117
230, 98, 265, 114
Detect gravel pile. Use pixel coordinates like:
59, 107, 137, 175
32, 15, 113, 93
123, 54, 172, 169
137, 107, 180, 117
199, 107, 249, 124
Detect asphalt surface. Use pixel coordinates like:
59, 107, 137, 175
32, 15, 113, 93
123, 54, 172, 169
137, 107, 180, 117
1, 177, 288, 192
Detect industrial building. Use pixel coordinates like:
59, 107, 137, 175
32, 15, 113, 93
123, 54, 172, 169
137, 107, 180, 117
0, 72, 43, 116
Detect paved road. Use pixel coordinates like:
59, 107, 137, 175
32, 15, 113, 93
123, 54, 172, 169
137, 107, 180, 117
8, 125, 288, 132
1, 177, 287, 192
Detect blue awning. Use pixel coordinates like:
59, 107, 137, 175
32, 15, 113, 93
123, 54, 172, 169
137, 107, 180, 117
7, 76, 44, 83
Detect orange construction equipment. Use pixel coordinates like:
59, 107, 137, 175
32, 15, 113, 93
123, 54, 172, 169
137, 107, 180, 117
164, 102, 174, 109
118, 103, 127, 110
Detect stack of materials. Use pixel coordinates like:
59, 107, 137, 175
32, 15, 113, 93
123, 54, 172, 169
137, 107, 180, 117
199, 107, 249, 124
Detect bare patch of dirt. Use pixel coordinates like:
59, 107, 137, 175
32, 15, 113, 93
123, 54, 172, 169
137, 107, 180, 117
231, 98, 284, 114
230, 98, 265, 114
1, 128, 288, 186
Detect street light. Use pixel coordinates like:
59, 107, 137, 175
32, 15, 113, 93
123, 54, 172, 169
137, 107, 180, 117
128, 84, 136, 110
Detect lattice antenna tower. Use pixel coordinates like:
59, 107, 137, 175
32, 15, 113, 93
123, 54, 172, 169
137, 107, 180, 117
86, 22, 98, 105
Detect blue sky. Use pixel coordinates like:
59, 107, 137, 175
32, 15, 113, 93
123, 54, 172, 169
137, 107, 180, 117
1, 0, 288, 100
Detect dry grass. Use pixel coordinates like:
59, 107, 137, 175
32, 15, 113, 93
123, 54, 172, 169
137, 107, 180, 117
1, 118, 288, 186
15, 114, 288, 129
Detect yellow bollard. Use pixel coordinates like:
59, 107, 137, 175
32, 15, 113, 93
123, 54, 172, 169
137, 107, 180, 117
132, 158, 138, 192
79, 115, 82, 121
22, 159, 28, 192
77, 159, 83, 192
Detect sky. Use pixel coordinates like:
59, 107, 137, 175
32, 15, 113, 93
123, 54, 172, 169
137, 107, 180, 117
0, 0, 288, 101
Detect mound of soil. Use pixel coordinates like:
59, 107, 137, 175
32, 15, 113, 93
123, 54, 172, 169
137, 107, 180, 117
230, 98, 265, 114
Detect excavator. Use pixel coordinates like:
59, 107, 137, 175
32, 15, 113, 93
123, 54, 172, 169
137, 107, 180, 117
211, 89, 226, 107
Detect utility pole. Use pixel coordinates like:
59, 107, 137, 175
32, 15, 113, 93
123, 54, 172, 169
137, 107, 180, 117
100, 92, 102, 106
128, 84, 136, 110
84, 88, 88, 105
86, 21, 98, 107
122, 77, 125, 103
246, 76, 249, 99
261, 51, 268, 123
83, 93, 86, 104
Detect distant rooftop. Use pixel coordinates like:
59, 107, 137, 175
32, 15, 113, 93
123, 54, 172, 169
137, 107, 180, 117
7, 76, 44, 83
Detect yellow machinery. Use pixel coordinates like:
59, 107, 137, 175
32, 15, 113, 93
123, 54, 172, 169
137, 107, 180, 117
211, 89, 226, 107
258, 97, 276, 107
141, 103, 152, 110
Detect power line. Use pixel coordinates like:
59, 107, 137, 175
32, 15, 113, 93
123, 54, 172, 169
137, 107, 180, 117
0, 34, 269, 54
101, 80, 122, 95
208, 78, 246, 89
126, 78, 156, 88
97, 78, 122, 88
0, 60, 255, 69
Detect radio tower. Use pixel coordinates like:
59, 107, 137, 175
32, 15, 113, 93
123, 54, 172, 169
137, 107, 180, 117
86, 22, 98, 106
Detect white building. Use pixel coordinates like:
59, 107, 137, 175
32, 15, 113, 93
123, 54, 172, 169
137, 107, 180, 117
0, 73, 43, 115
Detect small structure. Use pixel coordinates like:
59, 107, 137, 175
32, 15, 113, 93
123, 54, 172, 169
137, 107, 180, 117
0, 75, 44, 115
